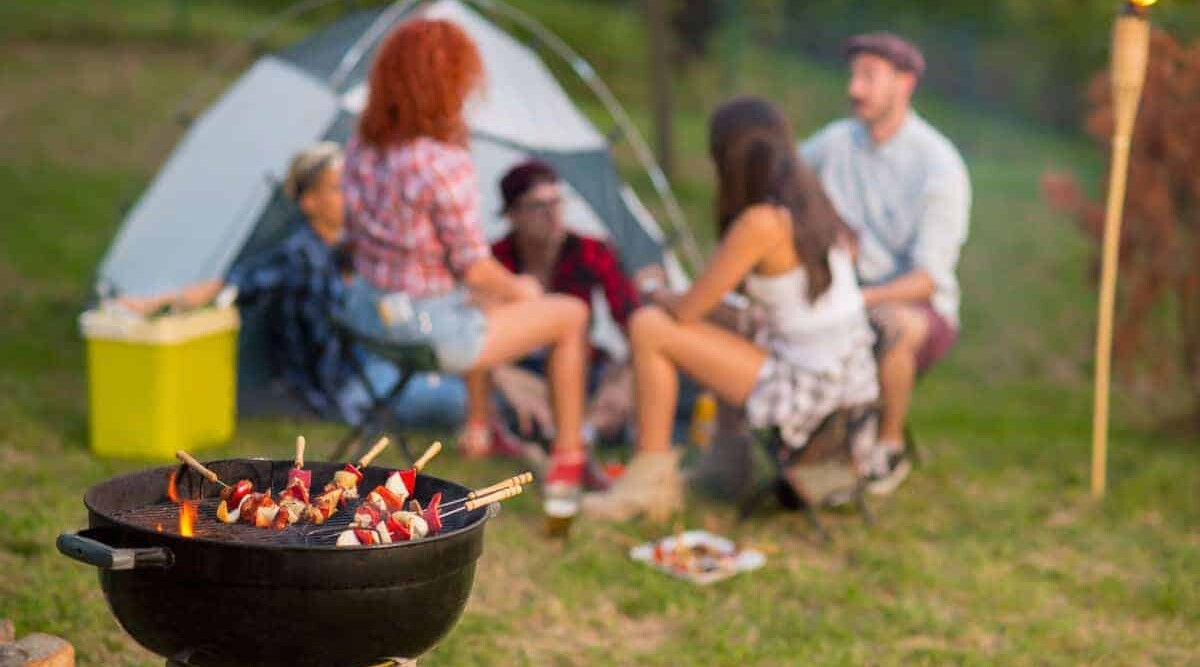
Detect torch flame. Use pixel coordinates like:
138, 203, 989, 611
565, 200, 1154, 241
1130, 0, 1157, 6
179, 501, 197, 538
166, 469, 181, 503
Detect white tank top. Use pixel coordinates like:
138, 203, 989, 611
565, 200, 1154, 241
743, 246, 868, 371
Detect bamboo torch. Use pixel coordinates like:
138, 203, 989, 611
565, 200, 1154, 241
1092, 0, 1155, 499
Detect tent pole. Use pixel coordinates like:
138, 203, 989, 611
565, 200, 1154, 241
471, 0, 705, 271
329, 0, 422, 89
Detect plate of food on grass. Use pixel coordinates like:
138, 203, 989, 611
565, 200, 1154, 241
630, 529, 765, 585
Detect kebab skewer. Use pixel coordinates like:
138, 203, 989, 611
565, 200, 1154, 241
336, 484, 526, 546
309, 436, 392, 524
336, 472, 532, 546
176, 450, 250, 521
277, 436, 314, 526
176, 450, 283, 528
351, 468, 528, 535
379, 441, 443, 505
352, 441, 444, 528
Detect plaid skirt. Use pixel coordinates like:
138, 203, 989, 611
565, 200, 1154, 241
744, 325, 879, 450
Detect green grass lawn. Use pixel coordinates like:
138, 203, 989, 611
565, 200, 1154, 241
1, 2, 1197, 665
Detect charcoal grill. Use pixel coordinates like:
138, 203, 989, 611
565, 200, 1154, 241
57, 459, 497, 667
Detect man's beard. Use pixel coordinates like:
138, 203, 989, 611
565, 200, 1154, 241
852, 88, 900, 129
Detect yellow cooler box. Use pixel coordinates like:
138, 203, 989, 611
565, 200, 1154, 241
81, 306, 240, 460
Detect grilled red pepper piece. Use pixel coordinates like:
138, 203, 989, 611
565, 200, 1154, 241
343, 464, 364, 484
421, 492, 443, 534
283, 477, 310, 505
396, 469, 417, 496
287, 468, 311, 492
220, 479, 254, 511
353, 528, 376, 545
385, 515, 411, 541
373, 485, 406, 512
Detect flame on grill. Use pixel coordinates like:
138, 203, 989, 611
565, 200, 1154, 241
156, 523, 164, 532
166, 470, 181, 504
179, 501, 197, 538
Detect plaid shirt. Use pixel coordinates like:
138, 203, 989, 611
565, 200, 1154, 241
492, 231, 640, 332
228, 223, 351, 419
343, 136, 491, 298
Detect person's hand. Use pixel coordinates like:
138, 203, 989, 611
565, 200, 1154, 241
492, 365, 554, 438
114, 295, 165, 316
634, 264, 668, 295
587, 364, 633, 437
647, 288, 680, 312
177, 280, 225, 309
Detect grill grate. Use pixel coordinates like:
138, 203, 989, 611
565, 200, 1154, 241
113, 493, 470, 547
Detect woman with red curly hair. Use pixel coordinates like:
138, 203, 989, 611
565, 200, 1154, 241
339, 19, 592, 499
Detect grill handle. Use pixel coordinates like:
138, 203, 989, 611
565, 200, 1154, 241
57, 530, 174, 571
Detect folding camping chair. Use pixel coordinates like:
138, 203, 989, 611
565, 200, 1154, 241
327, 316, 441, 465
737, 405, 879, 541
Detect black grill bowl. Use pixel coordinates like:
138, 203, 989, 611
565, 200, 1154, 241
58, 460, 495, 667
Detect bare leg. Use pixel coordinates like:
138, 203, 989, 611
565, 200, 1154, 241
473, 294, 589, 454
582, 305, 767, 522
457, 369, 494, 458
465, 370, 491, 425
629, 306, 768, 453
873, 305, 930, 449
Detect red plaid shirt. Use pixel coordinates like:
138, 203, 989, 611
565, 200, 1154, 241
492, 231, 640, 332
343, 136, 491, 298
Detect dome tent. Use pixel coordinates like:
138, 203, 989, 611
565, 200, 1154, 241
96, 0, 697, 415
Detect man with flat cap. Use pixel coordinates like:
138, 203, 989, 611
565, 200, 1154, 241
800, 32, 971, 494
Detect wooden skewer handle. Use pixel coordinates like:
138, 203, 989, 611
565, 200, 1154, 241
467, 472, 535, 500
295, 436, 306, 469
357, 437, 391, 468
412, 441, 442, 472
175, 450, 223, 485
464, 484, 524, 511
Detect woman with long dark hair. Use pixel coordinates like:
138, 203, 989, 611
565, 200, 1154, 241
339, 19, 591, 495
583, 96, 879, 521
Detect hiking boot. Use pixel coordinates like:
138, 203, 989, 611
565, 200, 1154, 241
865, 450, 911, 496
581, 449, 683, 523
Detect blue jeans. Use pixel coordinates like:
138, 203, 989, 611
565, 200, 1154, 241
337, 279, 487, 374
337, 350, 467, 429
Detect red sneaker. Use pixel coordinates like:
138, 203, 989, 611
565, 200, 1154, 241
546, 451, 585, 490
